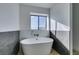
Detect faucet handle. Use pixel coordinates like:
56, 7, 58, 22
37, 34, 39, 37
34, 34, 39, 37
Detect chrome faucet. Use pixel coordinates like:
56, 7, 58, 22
34, 34, 39, 40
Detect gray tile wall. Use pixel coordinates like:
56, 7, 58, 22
0, 31, 19, 55
56, 31, 69, 50
51, 31, 69, 50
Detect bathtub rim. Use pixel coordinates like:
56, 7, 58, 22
20, 37, 54, 45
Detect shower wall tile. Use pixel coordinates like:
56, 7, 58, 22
0, 31, 19, 55
56, 31, 69, 50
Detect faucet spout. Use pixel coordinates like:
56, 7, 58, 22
34, 34, 39, 40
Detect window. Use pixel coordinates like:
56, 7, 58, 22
31, 15, 47, 30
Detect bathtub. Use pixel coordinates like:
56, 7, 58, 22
20, 37, 54, 55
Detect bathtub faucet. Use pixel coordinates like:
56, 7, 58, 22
34, 34, 39, 40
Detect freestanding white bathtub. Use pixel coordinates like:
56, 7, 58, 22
20, 37, 54, 55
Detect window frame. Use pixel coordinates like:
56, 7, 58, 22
30, 15, 47, 30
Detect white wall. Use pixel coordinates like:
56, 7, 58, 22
0, 3, 19, 32
50, 3, 71, 50
19, 4, 50, 39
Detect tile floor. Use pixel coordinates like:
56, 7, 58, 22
50, 49, 60, 55
18, 49, 60, 55
73, 50, 79, 55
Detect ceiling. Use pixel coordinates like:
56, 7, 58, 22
23, 3, 53, 8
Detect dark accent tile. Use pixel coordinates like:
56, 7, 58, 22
49, 31, 70, 55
